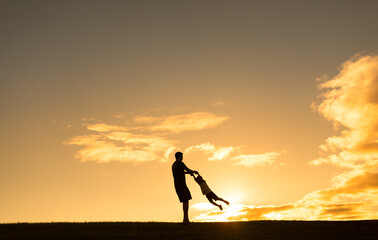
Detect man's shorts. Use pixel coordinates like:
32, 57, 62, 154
175, 185, 192, 203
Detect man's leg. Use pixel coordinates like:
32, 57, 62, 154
183, 200, 190, 223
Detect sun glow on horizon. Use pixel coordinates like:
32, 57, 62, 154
224, 193, 243, 205
263, 212, 284, 220
194, 204, 247, 222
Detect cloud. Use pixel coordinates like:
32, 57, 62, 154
66, 111, 283, 166
185, 143, 284, 168
65, 112, 229, 164
318, 202, 371, 219
231, 152, 283, 167
64, 132, 176, 163
194, 54, 378, 221
226, 204, 295, 221
307, 54, 378, 218
135, 112, 229, 133
85, 123, 127, 132
185, 142, 237, 161
308, 54, 378, 218
312, 55, 378, 163
65, 121, 176, 163
211, 101, 225, 107
318, 171, 378, 199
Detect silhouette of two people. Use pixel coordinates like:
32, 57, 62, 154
172, 151, 229, 224
172, 152, 197, 224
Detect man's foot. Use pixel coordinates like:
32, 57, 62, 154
219, 205, 223, 211
225, 200, 229, 205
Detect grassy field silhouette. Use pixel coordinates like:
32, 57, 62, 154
1, 221, 377, 239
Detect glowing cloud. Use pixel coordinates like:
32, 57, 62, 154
312, 54, 378, 166
231, 152, 282, 167
185, 143, 284, 167
185, 142, 237, 161
307, 54, 378, 219
86, 123, 127, 132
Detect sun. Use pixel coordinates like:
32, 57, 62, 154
224, 192, 243, 204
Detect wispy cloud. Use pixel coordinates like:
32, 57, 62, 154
194, 54, 378, 221
231, 152, 283, 167
66, 110, 283, 166
185, 142, 238, 161
135, 112, 229, 133
85, 123, 127, 132
185, 143, 284, 167
211, 101, 225, 107
64, 131, 176, 163
65, 112, 229, 164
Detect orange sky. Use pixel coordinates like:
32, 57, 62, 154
0, 1, 377, 222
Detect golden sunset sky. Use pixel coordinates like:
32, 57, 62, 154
1, 1, 377, 222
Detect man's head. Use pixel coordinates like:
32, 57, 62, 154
175, 151, 183, 161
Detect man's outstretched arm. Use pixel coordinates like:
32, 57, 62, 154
183, 164, 198, 175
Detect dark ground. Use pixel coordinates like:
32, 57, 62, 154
0, 221, 377, 240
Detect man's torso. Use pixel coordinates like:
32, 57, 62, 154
172, 161, 186, 187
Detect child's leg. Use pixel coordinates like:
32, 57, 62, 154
212, 192, 230, 205
217, 197, 229, 205
208, 198, 222, 211
206, 193, 222, 210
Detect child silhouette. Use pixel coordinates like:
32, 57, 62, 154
192, 173, 229, 210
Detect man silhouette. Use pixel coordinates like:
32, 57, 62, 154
172, 151, 198, 224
